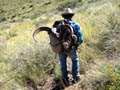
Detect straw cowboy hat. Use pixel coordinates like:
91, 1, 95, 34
61, 8, 75, 17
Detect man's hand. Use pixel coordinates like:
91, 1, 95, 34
72, 35, 77, 44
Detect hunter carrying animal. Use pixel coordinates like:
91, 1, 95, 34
33, 8, 83, 87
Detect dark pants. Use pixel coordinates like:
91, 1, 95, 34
58, 48, 80, 81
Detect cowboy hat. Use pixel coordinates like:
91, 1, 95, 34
61, 8, 75, 17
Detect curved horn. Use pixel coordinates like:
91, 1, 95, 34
33, 26, 52, 41
63, 24, 73, 35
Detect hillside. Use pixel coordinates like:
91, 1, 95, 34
0, 0, 120, 90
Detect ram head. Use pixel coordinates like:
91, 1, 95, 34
33, 24, 76, 53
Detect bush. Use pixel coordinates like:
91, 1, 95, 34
99, 13, 120, 59
6, 31, 17, 39
57, 0, 82, 11
7, 41, 57, 87
86, 0, 101, 3
0, 38, 59, 89
99, 63, 120, 90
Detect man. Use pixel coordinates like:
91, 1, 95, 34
53, 8, 83, 86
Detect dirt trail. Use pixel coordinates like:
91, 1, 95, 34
26, 58, 119, 90
33, 59, 106, 90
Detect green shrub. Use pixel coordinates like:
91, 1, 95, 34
6, 31, 17, 39
0, 35, 60, 89
2, 40, 58, 89
86, 0, 101, 3
112, 69, 120, 90
99, 63, 120, 90
57, 0, 82, 11
99, 13, 120, 58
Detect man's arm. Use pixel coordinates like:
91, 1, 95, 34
75, 23, 83, 47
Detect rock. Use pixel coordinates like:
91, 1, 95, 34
44, 1, 51, 5
29, 4, 33, 8
0, 16, 6, 22
11, 15, 16, 19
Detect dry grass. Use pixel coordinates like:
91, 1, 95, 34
0, 0, 120, 90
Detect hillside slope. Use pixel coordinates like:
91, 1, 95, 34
0, 0, 120, 90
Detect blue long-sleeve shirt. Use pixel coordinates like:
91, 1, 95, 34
71, 20, 83, 46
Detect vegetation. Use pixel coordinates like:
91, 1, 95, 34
0, 0, 120, 90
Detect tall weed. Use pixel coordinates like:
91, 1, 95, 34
100, 12, 120, 59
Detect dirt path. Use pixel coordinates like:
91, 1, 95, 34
27, 57, 120, 90
34, 59, 106, 90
